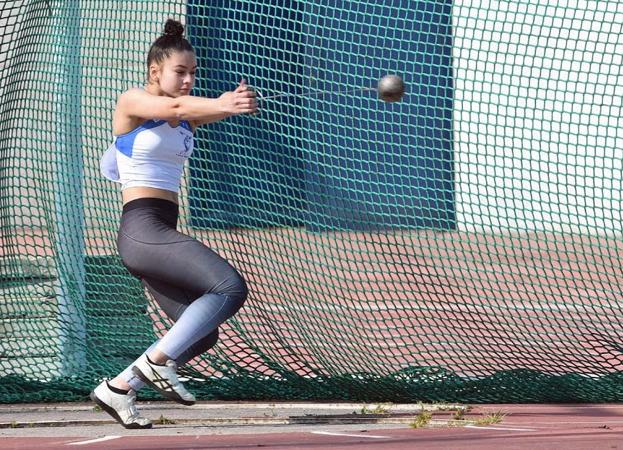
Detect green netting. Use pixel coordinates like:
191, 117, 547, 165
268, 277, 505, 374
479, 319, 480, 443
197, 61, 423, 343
2, 0, 623, 404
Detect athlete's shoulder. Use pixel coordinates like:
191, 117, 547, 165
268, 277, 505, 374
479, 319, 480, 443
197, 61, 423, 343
118, 87, 150, 103
116, 88, 166, 122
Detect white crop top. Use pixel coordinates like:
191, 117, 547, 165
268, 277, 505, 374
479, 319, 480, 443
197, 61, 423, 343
100, 119, 194, 192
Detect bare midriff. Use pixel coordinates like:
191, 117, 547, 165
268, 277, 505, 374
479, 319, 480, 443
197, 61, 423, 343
122, 186, 179, 205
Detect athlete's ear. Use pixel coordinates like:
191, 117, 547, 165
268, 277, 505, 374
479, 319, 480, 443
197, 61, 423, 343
149, 64, 160, 83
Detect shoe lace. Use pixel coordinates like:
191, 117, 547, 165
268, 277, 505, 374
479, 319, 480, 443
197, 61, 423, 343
164, 360, 182, 386
162, 360, 194, 399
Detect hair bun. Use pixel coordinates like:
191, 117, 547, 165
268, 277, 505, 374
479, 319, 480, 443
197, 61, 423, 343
163, 19, 184, 37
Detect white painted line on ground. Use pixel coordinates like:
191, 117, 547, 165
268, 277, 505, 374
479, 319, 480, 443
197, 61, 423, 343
311, 431, 390, 439
66, 436, 122, 446
465, 425, 536, 432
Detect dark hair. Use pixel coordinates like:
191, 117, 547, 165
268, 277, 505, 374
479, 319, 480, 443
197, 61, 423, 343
147, 19, 194, 70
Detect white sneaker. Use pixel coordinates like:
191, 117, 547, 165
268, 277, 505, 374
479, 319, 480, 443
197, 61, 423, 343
132, 355, 196, 405
90, 381, 152, 429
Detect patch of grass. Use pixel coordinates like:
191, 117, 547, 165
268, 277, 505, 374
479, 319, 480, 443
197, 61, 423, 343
360, 403, 392, 415
474, 410, 506, 426
409, 411, 432, 429
430, 402, 467, 412
154, 415, 177, 425
93, 405, 102, 412
452, 408, 466, 421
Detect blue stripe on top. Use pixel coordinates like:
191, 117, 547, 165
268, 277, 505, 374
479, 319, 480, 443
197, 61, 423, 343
115, 120, 164, 157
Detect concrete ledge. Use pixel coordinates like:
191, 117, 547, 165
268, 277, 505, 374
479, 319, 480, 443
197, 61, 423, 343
0, 402, 469, 429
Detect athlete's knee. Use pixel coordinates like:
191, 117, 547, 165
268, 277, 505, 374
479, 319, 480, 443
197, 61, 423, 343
231, 273, 249, 310
220, 271, 248, 312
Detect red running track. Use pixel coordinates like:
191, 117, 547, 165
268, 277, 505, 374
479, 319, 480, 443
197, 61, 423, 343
2, 404, 623, 450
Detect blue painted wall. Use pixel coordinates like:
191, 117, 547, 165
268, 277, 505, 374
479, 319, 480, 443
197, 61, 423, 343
186, 1, 455, 230
186, 2, 307, 228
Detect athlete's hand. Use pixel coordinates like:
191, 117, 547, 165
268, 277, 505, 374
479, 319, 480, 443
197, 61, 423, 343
218, 79, 258, 115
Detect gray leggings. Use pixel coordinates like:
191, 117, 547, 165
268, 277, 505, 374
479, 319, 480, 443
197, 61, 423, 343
117, 197, 248, 364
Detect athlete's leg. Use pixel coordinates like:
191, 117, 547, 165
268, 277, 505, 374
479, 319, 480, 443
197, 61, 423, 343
112, 278, 219, 392
92, 198, 243, 419
118, 227, 247, 404
141, 277, 221, 365
108, 198, 247, 404
119, 236, 248, 362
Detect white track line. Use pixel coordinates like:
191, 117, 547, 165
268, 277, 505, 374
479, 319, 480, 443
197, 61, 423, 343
311, 431, 390, 439
66, 436, 122, 446
465, 425, 536, 432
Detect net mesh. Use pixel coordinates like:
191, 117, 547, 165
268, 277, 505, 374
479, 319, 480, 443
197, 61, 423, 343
1, 0, 623, 404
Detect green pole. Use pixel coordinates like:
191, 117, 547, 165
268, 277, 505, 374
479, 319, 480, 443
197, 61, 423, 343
52, 0, 86, 376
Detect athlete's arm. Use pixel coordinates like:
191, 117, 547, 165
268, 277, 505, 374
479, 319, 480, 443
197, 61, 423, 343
116, 81, 257, 127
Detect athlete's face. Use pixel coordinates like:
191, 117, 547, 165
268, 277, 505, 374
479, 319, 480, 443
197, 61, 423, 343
151, 50, 196, 97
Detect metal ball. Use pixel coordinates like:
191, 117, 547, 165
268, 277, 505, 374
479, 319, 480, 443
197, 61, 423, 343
377, 75, 405, 103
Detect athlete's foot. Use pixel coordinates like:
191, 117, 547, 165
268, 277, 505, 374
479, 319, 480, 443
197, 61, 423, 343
132, 355, 196, 405
90, 380, 152, 429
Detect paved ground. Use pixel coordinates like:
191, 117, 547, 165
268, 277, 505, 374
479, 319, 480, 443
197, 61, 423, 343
1, 402, 623, 449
